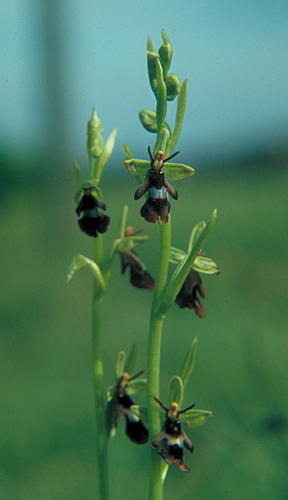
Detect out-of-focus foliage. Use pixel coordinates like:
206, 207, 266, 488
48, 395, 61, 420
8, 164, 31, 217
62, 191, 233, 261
0, 154, 288, 500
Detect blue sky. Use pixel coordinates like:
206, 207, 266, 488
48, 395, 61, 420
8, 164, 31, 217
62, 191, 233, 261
1, 0, 288, 165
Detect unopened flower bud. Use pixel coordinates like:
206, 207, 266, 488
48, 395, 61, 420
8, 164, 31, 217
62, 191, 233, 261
87, 108, 104, 157
164, 73, 181, 101
159, 30, 173, 75
139, 109, 157, 133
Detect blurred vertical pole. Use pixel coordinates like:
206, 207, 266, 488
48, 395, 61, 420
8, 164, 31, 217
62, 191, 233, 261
40, 0, 68, 169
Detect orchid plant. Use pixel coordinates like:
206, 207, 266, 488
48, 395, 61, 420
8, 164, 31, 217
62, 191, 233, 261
67, 29, 219, 500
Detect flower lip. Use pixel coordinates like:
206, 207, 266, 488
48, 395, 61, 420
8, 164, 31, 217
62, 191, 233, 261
175, 269, 206, 317
76, 186, 110, 237
118, 228, 155, 290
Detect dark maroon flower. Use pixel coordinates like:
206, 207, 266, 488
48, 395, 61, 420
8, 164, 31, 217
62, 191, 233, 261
151, 397, 195, 472
76, 186, 110, 237
119, 227, 155, 290
120, 250, 155, 290
134, 147, 179, 223
175, 269, 206, 318
113, 372, 149, 445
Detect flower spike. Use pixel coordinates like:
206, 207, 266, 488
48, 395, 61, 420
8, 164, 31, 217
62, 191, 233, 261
151, 396, 195, 472
134, 147, 179, 223
76, 186, 110, 237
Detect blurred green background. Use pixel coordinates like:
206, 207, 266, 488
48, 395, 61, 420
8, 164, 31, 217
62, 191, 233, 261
1, 150, 287, 499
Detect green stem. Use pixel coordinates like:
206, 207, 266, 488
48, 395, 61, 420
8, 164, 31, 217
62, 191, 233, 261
147, 218, 171, 500
92, 236, 109, 500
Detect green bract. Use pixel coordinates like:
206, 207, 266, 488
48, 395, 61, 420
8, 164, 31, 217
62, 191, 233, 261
87, 108, 104, 158
66, 254, 106, 292
170, 220, 220, 275
180, 338, 198, 392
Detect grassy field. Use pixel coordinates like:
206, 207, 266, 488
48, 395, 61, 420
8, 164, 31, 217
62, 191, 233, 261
1, 158, 287, 499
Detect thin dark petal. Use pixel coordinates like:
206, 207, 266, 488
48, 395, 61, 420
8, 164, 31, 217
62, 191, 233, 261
163, 178, 178, 200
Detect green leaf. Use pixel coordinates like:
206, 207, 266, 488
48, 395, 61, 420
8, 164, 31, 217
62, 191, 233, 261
72, 161, 82, 188
123, 144, 133, 160
166, 79, 188, 157
193, 255, 220, 275
188, 221, 206, 253
66, 254, 106, 292
116, 235, 148, 252
179, 337, 197, 392
115, 350, 126, 379
168, 375, 183, 407
180, 409, 212, 428
124, 342, 137, 376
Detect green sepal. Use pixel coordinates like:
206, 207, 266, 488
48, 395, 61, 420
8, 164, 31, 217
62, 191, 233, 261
180, 409, 212, 428
168, 375, 183, 407
188, 221, 206, 253
115, 350, 126, 379
162, 162, 194, 180
158, 29, 173, 76
72, 161, 82, 188
126, 378, 147, 396
93, 128, 117, 184
193, 255, 220, 275
123, 158, 150, 175
166, 79, 188, 157
169, 246, 187, 265
123, 157, 194, 182
179, 337, 197, 392
74, 179, 100, 204
66, 254, 106, 292
124, 342, 137, 376
164, 73, 180, 101
116, 235, 148, 253
157, 209, 217, 317
123, 144, 133, 160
